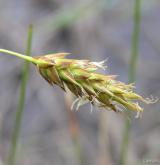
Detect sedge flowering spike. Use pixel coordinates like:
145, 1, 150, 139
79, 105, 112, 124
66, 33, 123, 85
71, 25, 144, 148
34, 53, 158, 118
0, 49, 158, 118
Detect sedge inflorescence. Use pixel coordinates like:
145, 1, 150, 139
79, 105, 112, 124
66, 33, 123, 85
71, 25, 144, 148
33, 53, 157, 118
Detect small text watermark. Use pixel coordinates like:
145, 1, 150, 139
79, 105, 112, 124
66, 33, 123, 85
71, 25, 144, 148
143, 159, 160, 164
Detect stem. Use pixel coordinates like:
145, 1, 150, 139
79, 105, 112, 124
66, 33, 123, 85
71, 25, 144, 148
119, 0, 141, 165
98, 112, 112, 165
0, 49, 34, 62
129, 0, 141, 83
0, 49, 48, 66
65, 93, 84, 165
7, 25, 33, 165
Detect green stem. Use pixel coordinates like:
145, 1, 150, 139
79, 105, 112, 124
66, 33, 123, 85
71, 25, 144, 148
119, 0, 141, 165
129, 0, 141, 83
0, 49, 33, 62
0, 49, 48, 66
6, 25, 33, 165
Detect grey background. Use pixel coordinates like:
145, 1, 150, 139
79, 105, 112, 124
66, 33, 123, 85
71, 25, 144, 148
0, 0, 160, 165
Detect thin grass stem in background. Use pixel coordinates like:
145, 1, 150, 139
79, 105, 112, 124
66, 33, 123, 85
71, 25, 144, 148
7, 25, 33, 165
35, 0, 108, 42
119, 0, 141, 165
36, 0, 99, 32
65, 92, 84, 165
98, 112, 112, 165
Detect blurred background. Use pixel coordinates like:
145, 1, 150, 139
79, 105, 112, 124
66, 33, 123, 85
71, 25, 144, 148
0, 0, 160, 165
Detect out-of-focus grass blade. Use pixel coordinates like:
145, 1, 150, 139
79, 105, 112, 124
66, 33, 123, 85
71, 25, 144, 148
65, 92, 84, 165
119, 0, 142, 165
35, 0, 106, 40
7, 25, 33, 165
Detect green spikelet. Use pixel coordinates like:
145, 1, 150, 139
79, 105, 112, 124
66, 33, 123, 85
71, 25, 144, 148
0, 49, 158, 118
34, 53, 158, 118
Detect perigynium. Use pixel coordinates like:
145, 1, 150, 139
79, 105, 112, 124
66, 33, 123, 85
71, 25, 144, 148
0, 49, 158, 118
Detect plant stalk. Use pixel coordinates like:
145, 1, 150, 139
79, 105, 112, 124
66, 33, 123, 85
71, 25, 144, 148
6, 25, 33, 165
65, 92, 84, 165
119, 0, 141, 165
0, 49, 48, 66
